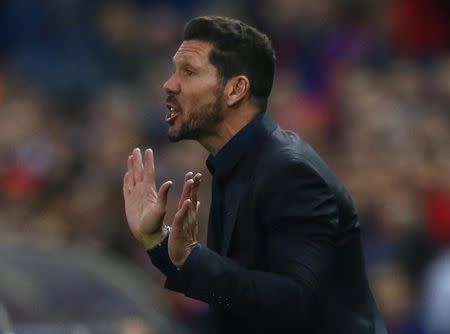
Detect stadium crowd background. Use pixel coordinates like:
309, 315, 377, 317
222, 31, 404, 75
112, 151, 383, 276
0, 0, 449, 333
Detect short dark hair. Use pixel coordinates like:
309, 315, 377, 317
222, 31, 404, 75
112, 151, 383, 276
183, 16, 276, 111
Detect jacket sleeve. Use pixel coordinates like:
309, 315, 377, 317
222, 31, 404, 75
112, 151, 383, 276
149, 158, 339, 328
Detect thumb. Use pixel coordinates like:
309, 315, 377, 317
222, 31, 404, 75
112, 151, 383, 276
157, 181, 173, 208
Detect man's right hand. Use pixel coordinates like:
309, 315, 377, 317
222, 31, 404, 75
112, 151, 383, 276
123, 148, 173, 249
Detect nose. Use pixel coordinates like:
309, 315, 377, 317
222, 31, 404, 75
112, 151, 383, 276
163, 73, 180, 95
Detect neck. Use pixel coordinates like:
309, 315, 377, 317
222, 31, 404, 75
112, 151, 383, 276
198, 107, 259, 154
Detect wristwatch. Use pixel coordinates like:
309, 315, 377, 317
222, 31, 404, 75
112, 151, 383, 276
162, 224, 171, 235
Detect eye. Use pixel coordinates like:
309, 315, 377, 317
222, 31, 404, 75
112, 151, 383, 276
184, 68, 194, 76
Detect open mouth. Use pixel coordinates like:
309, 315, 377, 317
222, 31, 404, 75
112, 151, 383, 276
166, 104, 180, 124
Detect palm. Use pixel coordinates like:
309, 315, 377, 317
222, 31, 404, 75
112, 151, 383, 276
125, 180, 160, 235
168, 172, 202, 267
123, 148, 172, 243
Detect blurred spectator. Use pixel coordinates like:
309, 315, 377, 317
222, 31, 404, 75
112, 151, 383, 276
423, 249, 450, 334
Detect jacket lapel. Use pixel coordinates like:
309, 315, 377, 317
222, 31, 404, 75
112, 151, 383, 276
209, 112, 278, 256
219, 173, 244, 256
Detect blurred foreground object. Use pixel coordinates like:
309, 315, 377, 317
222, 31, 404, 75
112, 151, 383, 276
0, 239, 187, 334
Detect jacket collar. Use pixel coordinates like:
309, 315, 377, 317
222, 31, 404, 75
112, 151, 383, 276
206, 112, 276, 180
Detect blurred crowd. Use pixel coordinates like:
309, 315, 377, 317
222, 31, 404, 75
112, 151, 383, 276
0, 0, 449, 333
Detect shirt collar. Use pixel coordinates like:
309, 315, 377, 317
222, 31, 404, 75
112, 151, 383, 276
206, 112, 266, 179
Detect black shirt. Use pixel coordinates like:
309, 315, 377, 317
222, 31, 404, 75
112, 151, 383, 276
205, 112, 266, 251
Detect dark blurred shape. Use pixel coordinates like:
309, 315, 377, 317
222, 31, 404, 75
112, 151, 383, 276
424, 187, 450, 246
389, 0, 450, 55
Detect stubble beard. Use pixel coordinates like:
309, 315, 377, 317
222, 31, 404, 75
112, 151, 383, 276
168, 88, 225, 142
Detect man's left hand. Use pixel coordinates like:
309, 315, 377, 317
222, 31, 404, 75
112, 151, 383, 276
168, 172, 202, 267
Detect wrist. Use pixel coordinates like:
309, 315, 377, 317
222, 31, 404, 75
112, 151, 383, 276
173, 241, 199, 268
141, 225, 170, 250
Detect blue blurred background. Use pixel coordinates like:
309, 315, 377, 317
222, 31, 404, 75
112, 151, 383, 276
0, 1, 449, 333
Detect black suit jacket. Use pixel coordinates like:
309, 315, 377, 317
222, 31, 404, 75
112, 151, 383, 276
149, 113, 387, 334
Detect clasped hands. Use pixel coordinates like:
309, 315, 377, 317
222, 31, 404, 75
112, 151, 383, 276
123, 148, 201, 267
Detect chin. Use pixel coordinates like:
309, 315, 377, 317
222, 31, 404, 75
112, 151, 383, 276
168, 126, 187, 142
168, 127, 201, 142
168, 134, 183, 142
167, 129, 182, 142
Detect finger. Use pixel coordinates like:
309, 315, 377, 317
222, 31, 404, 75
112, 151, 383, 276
157, 180, 173, 209
178, 172, 194, 209
127, 155, 135, 186
190, 173, 202, 206
173, 199, 191, 229
123, 171, 131, 189
178, 177, 194, 209
187, 200, 200, 222
143, 148, 155, 183
133, 148, 144, 182
184, 171, 194, 182
123, 172, 132, 196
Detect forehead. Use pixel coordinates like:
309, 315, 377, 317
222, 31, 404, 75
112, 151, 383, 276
173, 40, 213, 66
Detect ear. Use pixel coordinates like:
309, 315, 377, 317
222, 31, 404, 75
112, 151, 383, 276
225, 75, 250, 107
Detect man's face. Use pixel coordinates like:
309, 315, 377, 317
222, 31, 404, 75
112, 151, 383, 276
163, 40, 225, 142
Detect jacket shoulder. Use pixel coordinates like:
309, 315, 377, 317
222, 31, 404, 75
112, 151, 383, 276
257, 127, 319, 175
254, 126, 359, 230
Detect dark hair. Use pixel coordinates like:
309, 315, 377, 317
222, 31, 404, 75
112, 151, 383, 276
183, 16, 276, 111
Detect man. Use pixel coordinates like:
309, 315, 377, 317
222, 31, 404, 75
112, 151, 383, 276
123, 16, 386, 333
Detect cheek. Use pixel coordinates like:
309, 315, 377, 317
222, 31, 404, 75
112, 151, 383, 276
181, 91, 212, 115
180, 79, 220, 111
